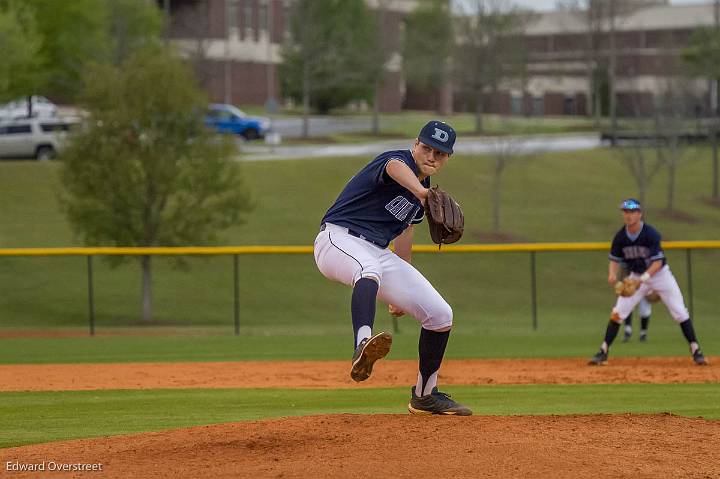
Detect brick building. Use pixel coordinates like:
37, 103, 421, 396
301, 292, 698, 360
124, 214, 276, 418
456, 1, 716, 117
162, 0, 416, 112
162, 0, 716, 117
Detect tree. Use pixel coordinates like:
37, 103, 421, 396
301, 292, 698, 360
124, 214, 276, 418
615, 145, 664, 208
22, 0, 111, 101
106, 0, 164, 66
167, 0, 217, 95
556, 0, 607, 124
487, 135, 527, 234
60, 50, 253, 322
403, 0, 454, 113
557, 0, 656, 141
652, 79, 696, 213
0, 2, 43, 104
453, 0, 531, 134
371, 0, 389, 135
2, 0, 163, 114
281, 0, 383, 135
614, 78, 697, 214
683, 28, 720, 81
37, 0, 160, 83
683, 22, 720, 202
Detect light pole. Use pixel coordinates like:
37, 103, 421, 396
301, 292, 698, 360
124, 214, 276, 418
224, 0, 235, 105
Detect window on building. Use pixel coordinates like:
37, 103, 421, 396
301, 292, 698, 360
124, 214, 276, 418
532, 97, 544, 116
284, 4, 291, 39
511, 94, 523, 115
243, 1, 254, 38
563, 96, 575, 115
228, 0, 238, 31
259, 1, 267, 33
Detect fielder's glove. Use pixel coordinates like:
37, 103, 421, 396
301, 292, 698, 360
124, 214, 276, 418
645, 292, 661, 303
614, 278, 641, 297
425, 185, 464, 246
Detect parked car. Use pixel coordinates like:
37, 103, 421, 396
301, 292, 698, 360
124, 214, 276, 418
0, 96, 57, 120
204, 104, 270, 140
0, 117, 79, 160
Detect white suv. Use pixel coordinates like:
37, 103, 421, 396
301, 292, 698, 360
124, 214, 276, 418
0, 117, 79, 160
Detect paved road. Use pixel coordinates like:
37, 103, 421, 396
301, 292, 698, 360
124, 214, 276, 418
270, 116, 372, 138
239, 133, 602, 161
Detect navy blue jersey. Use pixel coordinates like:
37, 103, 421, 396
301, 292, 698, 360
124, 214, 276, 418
321, 150, 429, 248
609, 223, 666, 273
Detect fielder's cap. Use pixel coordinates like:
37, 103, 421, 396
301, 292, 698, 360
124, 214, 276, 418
620, 198, 642, 210
418, 120, 456, 155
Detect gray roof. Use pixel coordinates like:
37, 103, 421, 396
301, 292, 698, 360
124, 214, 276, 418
526, 2, 716, 35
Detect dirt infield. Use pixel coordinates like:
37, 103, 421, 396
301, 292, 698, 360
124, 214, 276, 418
0, 357, 716, 392
2, 358, 718, 478
2, 414, 720, 478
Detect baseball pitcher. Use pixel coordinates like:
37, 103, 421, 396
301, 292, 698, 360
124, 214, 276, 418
314, 120, 471, 415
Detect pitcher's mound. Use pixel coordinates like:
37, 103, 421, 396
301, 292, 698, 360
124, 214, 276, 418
3, 413, 719, 478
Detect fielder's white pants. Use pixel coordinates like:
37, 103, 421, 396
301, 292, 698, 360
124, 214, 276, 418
636, 298, 652, 319
314, 222, 453, 331
613, 265, 688, 323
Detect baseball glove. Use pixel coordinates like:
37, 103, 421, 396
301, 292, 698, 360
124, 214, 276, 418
646, 292, 661, 303
614, 278, 641, 297
425, 185, 464, 246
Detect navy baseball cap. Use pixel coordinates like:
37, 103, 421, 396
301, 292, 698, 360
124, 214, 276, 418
620, 198, 642, 210
418, 120, 456, 154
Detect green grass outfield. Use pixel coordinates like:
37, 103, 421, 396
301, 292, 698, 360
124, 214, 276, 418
0, 325, 718, 364
1, 146, 719, 333
2, 384, 719, 448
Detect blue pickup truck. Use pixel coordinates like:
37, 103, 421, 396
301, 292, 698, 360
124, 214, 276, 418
204, 104, 271, 140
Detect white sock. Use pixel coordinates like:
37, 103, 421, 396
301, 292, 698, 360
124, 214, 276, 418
690, 342, 699, 354
356, 326, 372, 348
601, 342, 608, 353
415, 371, 438, 397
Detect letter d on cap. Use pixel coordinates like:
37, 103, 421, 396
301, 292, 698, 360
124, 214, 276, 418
432, 128, 449, 143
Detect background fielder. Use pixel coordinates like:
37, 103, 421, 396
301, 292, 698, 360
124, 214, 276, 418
313, 120, 471, 415
589, 198, 708, 366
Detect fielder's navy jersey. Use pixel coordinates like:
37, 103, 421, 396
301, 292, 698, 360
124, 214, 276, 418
609, 223, 666, 273
321, 150, 429, 248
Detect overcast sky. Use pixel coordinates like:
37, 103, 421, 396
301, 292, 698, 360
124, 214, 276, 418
509, 0, 710, 11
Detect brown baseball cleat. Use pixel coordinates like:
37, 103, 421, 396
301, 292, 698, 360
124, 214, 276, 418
350, 332, 392, 382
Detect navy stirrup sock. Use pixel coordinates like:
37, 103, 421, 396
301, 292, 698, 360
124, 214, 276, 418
418, 328, 450, 395
351, 278, 378, 347
641, 316, 650, 331
603, 320, 621, 351
680, 318, 698, 344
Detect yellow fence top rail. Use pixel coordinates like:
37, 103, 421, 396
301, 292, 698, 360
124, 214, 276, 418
0, 241, 719, 256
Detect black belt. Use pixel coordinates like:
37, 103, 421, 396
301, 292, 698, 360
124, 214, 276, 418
320, 223, 387, 248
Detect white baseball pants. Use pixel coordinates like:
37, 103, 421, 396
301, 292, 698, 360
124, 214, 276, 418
637, 298, 652, 318
613, 265, 688, 323
314, 222, 453, 331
